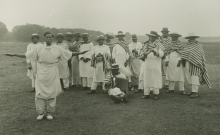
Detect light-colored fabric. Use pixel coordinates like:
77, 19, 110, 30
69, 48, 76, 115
112, 44, 131, 77
89, 45, 111, 82
91, 82, 106, 90
166, 51, 184, 82
25, 43, 72, 99
108, 87, 123, 96
35, 97, 56, 114
138, 80, 144, 89
169, 81, 184, 91
144, 50, 164, 89
79, 42, 94, 78
144, 87, 159, 95
56, 42, 70, 79
62, 78, 69, 88
81, 77, 93, 87
192, 84, 199, 93
159, 37, 172, 54
184, 61, 200, 86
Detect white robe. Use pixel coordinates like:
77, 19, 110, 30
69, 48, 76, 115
25, 43, 72, 99
79, 42, 94, 78
112, 44, 131, 77
88, 45, 111, 82
144, 51, 164, 89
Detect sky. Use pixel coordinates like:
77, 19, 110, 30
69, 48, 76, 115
0, 0, 220, 37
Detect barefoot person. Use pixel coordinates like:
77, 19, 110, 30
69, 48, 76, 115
87, 35, 111, 94
165, 33, 185, 94
141, 31, 164, 100
56, 33, 70, 91
178, 33, 211, 98
26, 33, 42, 92
5, 31, 87, 120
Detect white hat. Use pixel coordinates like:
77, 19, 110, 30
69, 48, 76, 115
185, 33, 200, 39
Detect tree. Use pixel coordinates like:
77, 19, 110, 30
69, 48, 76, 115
0, 22, 8, 39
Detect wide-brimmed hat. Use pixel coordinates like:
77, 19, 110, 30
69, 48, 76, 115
115, 31, 126, 37
131, 34, 138, 39
66, 32, 73, 37
81, 33, 91, 38
56, 33, 64, 38
185, 33, 200, 39
74, 32, 81, 37
146, 31, 158, 37
161, 27, 169, 32
111, 63, 119, 69
104, 33, 114, 39
169, 33, 182, 37
96, 35, 106, 41
31, 33, 39, 39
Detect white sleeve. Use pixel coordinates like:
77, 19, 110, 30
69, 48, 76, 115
26, 44, 31, 63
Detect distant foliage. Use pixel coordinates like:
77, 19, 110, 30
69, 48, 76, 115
0, 22, 8, 39
12, 24, 104, 42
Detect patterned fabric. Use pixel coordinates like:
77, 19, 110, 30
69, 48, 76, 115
166, 40, 184, 54
114, 40, 129, 53
143, 40, 164, 52
91, 53, 109, 72
64, 40, 73, 51
180, 41, 211, 88
139, 41, 149, 61
69, 41, 82, 52
159, 37, 172, 53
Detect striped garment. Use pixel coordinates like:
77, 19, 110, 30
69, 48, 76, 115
69, 41, 82, 52
114, 40, 130, 53
180, 41, 211, 88
91, 53, 109, 72
159, 37, 172, 53
143, 40, 164, 52
166, 40, 184, 54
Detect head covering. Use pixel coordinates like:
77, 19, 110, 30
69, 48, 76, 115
31, 33, 39, 39
96, 35, 106, 41
169, 33, 182, 37
115, 31, 126, 37
111, 63, 119, 69
146, 31, 158, 37
66, 32, 73, 37
131, 34, 137, 39
74, 32, 81, 37
185, 33, 200, 39
161, 27, 169, 32
81, 33, 90, 38
56, 33, 64, 38
104, 33, 114, 39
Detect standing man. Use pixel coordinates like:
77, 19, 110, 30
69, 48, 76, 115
104, 33, 115, 53
79, 33, 94, 90
26, 33, 42, 92
87, 35, 111, 94
69, 32, 82, 87
128, 34, 143, 92
112, 31, 131, 77
159, 27, 172, 88
141, 31, 164, 100
179, 33, 211, 98
165, 33, 185, 94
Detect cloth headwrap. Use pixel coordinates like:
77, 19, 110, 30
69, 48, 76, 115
179, 41, 211, 88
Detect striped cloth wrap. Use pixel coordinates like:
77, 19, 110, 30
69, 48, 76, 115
166, 40, 184, 54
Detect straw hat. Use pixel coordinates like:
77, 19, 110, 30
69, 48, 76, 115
73, 32, 81, 37
81, 33, 91, 38
65, 32, 73, 36
131, 34, 138, 39
31, 33, 39, 39
185, 33, 200, 39
104, 33, 114, 39
111, 63, 119, 69
146, 31, 158, 37
96, 35, 106, 41
56, 33, 64, 38
115, 31, 126, 37
169, 33, 182, 37
161, 27, 169, 32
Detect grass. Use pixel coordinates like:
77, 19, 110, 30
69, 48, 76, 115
0, 42, 220, 135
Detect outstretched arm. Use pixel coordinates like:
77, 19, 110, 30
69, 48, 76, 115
72, 50, 88, 56
5, 53, 26, 58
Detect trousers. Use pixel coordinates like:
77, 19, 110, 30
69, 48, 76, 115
81, 77, 93, 87
91, 82, 106, 90
144, 87, 159, 95
169, 81, 184, 91
35, 97, 56, 115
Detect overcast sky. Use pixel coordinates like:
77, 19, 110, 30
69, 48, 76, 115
1, 0, 220, 37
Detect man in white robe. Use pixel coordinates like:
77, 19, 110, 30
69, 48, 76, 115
141, 31, 164, 100
87, 35, 111, 94
78, 33, 94, 90
26, 33, 42, 92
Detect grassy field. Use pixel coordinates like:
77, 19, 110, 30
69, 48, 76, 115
0, 42, 220, 135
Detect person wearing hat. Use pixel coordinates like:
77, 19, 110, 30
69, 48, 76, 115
177, 33, 211, 98
112, 31, 131, 77
128, 34, 143, 93
55, 33, 71, 91
78, 33, 94, 90
26, 33, 42, 92
69, 32, 82, 87
141, 31, 164, 100
159, 27, 172, 88
5, 31, 88, 120
165, 33, 185, 94
86, 35, 111, 94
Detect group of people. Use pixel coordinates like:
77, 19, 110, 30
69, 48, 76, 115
5, 27, 211, 120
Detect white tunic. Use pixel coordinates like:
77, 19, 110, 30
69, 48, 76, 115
79, 42, 94, 78
26, 43, 42, 79
112, 44, 131, 76
144, 51, 164, 89
88, 45, 111, 82
25, 43, 72, 99
166, 51, 184, 82
56, 42, 70, 79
